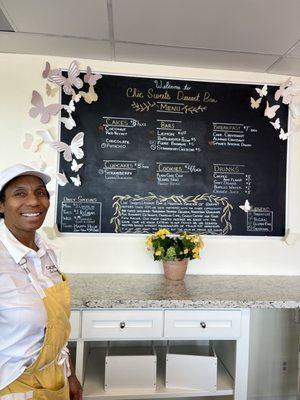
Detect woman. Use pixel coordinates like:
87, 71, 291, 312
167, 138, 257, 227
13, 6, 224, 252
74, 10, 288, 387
0, 164, 82, 400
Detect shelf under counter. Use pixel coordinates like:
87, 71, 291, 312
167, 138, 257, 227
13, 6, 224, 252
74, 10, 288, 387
83, 346, 234, 399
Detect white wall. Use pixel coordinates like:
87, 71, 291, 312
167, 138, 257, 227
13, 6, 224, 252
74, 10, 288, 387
0, 52, 300, 275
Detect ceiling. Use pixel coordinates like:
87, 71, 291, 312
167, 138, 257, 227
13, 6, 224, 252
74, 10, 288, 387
0, 0, 300, 76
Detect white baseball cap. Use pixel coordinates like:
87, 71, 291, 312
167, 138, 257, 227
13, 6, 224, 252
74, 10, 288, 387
0, 164, 51, 192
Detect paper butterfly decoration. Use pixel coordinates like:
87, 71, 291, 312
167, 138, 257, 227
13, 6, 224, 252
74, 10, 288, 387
270, 118, 280, 130
250, 97, 262, 109
239, 200, 251, 213
23, 133, 43, 152
52, 131, 84, 162
29, 90, 63, 124
43, 224, 61, 240
283, 229, 300, 246
79, 85, 98, 104
61, 115, 76, 130
264, 101, 280, 119
42, 61, 61, 79
56, 171, 69, 186
274, 78, 293, 101
71, 159, 83, 172
36, 129, 53, 143
70, 174, 81, 187
255, 84, 268, 97
64, 99, 75, 114
72, 93, 82, 103
46, 83, 59, 97
48, 60, 83, 96
84, 66, 102, 86
279, 128, 291, 141
28, 156, 47, 172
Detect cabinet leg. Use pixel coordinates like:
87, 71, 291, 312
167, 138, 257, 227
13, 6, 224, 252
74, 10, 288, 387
234, 309, 250, 400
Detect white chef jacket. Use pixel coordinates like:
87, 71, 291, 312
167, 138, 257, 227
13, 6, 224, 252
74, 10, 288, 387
0, 220, 63, 390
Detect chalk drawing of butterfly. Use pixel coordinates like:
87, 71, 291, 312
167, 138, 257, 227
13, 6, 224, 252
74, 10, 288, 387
239, 200, 251, 213
71, 159, 83, 172
23, 133, 43, 152
48, 60, 83, 96
250, 97, 262, 109
270, 118, 280, 130
29, 91, 63, 124
264, 101, 280, 119
79, 85, 98, 104
84, 66, 102, 86
255, 84, 268, 97
51, 132, 84, 162
70, 174, 81, 187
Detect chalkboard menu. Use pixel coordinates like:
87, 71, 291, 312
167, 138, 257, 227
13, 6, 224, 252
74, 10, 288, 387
56, 74, 288, 236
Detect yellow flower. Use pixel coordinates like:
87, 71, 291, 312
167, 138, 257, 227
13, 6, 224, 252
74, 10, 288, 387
192, 248, 198, 253
183, 248, 189, 254
146, 237, 153, 248
155, 228, 170, 238
155, 250, 162, 256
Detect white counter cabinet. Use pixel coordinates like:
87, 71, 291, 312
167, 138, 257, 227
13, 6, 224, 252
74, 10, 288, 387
70, 308, 250, 400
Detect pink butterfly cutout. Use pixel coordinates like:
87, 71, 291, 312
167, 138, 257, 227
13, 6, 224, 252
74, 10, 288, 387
48, 60, 83, 95
29, 90, 63, 124
83, 66, 102, 86
42, 61, 61, 79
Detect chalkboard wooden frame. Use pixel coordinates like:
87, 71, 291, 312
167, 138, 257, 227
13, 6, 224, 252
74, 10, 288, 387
54, 70, 289, 238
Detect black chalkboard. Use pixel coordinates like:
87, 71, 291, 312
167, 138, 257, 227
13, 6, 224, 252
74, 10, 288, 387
56, 74, 288, 236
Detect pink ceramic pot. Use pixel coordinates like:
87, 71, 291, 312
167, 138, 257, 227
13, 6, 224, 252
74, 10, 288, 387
163, 259, 188, 281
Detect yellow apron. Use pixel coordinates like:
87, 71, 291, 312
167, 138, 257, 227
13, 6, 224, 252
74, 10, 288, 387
0, 256, 71, 400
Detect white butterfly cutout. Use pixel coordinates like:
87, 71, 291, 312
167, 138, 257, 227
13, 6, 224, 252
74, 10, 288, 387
264, 101, 280, 119
56, 171, 69, 186
250, 97, 262, 109
71, 159, 84, 172
70, 174, 81, 187
64, 99, 75, 114
239, 199, 251, 213
255, 84, 268, 97
48, 60, 83, 96
72, 93, 82, 103
61, 114, 76, 130
28, 156, 47, 172
274, 78, 293, 101
279, 128, 291, 141
23, 133, 43, 152
51, 131, 84, 162
36, 129, 53, 143
270, 118, 280, 130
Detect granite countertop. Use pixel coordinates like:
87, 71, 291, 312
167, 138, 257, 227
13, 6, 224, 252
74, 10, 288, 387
67, 274, 300, 309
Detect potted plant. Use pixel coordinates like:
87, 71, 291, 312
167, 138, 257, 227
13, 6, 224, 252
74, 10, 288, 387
146, 228, 204, 280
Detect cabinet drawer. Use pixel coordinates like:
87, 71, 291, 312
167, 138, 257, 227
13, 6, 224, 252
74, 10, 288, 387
69, 310, 81, 339
164, 310, 241, 338
82, 310, 163, 339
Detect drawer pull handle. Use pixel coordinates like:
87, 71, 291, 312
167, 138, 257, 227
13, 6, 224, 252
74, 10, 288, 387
119, 321, 126, 329
200, 321, 206, 329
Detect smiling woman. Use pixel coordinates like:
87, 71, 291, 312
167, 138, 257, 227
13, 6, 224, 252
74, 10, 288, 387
0, 164, 82, 400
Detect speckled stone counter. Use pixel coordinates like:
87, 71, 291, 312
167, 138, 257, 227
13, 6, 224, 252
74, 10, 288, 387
67, 274, 300, 309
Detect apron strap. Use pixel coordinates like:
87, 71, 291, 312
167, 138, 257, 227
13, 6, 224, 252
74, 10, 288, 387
18, 258, 46, 299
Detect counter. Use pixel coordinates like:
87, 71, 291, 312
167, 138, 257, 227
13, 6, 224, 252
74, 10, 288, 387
68, 273, 300, 309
